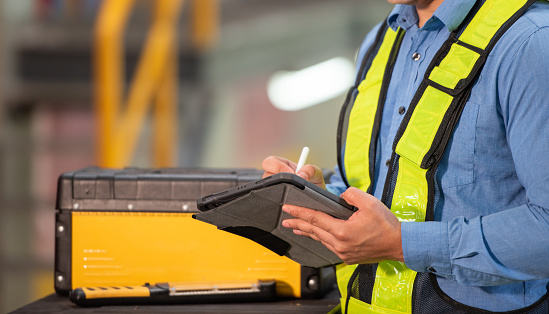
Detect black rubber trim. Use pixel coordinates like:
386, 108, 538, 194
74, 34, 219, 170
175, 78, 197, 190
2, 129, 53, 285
197, 172, 355, 213
54, 211, 72, 295
197, 172, 304, 211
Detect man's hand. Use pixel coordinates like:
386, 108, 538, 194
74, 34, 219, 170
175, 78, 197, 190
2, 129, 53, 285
281, 187, 404, 264
262, 155, 326, 189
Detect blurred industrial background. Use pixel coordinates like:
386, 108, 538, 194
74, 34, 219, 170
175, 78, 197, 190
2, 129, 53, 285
0, 0, 392, 312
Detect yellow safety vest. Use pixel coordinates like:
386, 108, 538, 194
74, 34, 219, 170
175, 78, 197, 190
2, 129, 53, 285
336, 0, 548, 313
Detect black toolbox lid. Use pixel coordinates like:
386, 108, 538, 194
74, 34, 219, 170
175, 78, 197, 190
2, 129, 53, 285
56, 167, 264, 213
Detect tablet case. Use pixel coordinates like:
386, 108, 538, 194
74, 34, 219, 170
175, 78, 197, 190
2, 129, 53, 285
55, 167, 336, 301
194, 173, 356, 268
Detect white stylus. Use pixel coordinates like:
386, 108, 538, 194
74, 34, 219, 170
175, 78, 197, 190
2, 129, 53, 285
295, 147, 310, 173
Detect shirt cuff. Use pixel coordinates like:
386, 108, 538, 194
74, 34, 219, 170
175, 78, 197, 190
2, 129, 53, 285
326, 183, 345, 196
401, 221, 452, 277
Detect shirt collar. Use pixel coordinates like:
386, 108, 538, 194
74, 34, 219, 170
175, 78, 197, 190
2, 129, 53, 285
387, 0, 477, 32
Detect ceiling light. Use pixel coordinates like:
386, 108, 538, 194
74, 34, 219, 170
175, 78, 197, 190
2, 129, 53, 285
267, 57, 354, 111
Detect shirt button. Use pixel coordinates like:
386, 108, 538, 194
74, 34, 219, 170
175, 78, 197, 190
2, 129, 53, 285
412, 52, 421, 61
428, 267, 437, 273
398, 106, 406, 115
385, 159, 391, 167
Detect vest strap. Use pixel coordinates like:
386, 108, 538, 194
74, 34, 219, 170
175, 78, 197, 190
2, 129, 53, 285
343, 27, 404, 192
337, 21, 390, 189
395, 0, 536, 169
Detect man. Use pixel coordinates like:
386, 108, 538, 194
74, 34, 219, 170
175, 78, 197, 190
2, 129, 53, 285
262, 0, 549, 312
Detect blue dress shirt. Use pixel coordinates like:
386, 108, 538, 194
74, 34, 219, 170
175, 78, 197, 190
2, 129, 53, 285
327, 0, 549, 311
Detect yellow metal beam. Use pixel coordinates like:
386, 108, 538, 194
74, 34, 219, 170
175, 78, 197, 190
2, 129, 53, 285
191, 0, 219, 51
114, 0, 183, 167
94, 0, 183, 168
94, 0, 135, 167
94, 0, 219, 168
153, 37, 178, 167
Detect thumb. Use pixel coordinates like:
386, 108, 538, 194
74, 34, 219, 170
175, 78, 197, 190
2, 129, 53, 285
341, 187, 373, 208
262, 156, 296, 174
296, 165, 326, 189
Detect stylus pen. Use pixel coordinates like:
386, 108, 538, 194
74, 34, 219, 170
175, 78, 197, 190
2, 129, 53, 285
296, 147, 310, 172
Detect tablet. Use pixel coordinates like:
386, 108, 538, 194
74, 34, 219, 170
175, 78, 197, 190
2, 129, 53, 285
193, 172, 356, 268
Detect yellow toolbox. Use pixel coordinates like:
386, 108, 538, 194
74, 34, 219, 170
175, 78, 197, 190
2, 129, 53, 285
54, 167, 335, 302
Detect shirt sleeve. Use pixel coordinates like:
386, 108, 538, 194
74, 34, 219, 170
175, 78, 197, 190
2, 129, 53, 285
402, 24, 549, 286
326, 165, 347, 196
355, 22, 384, 73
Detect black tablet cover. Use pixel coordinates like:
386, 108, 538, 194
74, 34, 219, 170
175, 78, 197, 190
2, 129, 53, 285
193, 173, 356, 268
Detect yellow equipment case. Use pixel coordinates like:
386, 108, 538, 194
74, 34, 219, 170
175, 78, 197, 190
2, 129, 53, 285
54, 167, 335, 303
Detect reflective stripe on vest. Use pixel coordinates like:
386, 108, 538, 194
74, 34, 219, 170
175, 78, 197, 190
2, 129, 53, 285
336, 0, 537, 313
343, 27, 402, 192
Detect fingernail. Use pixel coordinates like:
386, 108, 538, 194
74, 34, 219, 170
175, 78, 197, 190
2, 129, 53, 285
282, 220, 290, 228
297, 172, 308, 180
282, 205, 290, 213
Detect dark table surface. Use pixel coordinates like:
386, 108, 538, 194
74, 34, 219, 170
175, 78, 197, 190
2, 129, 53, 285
11, 289, 341, 314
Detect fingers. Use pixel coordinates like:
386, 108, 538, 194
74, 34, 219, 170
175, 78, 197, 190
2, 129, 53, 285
290, 228, 337, 253
282, 205, 343, 260
281, 188, 404, 264
340, 187, 377, 208
281, 204, 340, 240
282, 204, 334, 231
262, 156, 296, 178
261, 156, 325, 189
282, 217, 335, 245
296, 164, 326, 189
